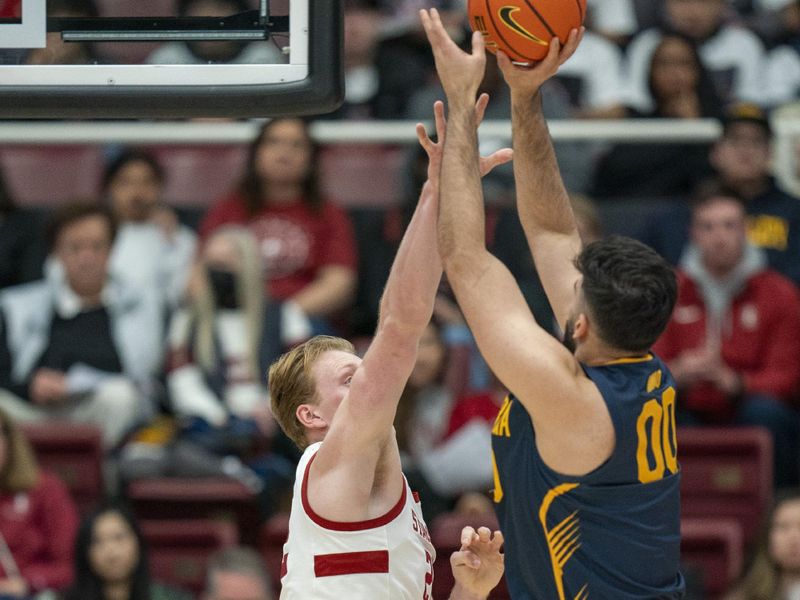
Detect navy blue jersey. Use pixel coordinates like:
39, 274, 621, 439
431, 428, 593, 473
491, 354, 685, 599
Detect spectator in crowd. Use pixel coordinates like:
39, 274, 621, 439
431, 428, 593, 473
147, 0, 285, 65
765, 1, 800, 106
324, 0, 385, 120
200, 118, 358, 337
0, 166, 45, 291
0, 203, 163, 449
547, 29, 627, 119
0, 408, 78, 598
653, 182, 800, 487
726, 489, 800, 600
592, 34, 718, 199
63, 503, 191, 600
103, 149, 197, 308
646, 104, 800, 286
121, 227, 296, 513
203, 546, 273, 600
586, 0, 639, 45
624, 0, 766, 112
395, 308, 498, 522
26, 0, 103, 65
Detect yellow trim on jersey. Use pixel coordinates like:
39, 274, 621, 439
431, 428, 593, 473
600, 354, 653, 366
492, 395, 512, 438
538, 483, 588, 600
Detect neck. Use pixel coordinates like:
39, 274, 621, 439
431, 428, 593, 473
265, 182, 302, 204
104, 581, 130, 600
73, 289, 103, 308
729, 177, 768, 200
577, 338, 647, 366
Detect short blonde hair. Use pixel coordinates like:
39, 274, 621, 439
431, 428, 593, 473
268, 335, 355, 449
0, 408, 39, 493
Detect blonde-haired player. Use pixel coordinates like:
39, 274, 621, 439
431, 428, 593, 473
269, 101, 509, 599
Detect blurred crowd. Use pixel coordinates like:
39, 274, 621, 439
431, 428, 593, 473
1, 0, 800, 598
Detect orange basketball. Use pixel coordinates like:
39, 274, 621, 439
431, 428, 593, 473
468, 0, 587, 64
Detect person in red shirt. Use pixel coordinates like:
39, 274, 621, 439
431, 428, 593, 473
200, 119, 357, 338
0, 408, 78, 597
654, 181, 800, 486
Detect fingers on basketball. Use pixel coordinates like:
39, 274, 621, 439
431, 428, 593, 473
467, 0, 587, 65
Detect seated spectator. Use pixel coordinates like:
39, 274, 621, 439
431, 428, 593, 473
725, 489, 800, 599
203, 546, 273, 600
0, 408, 78, 598
548, 29, 627, 119
646, 104, 800, 286
765, 1, 800, 105
0, 166, 45, 291
624, 0, 766, 112
200, 119, 358, 336
103, 149, 196, 308
592, 34, 718, 198
324, 0, 385, 120
146, 0, 285, 65
586, 0, 639, 45
25, 0, 103, 65
0, 203, 163, 449
121, 227, 297, 510
653, 182, 800, 487
395, 311, 496, 521
63, 503, 191, 600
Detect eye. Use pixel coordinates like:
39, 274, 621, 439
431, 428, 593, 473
344, 376, 352, 386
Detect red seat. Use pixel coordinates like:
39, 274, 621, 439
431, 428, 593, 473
681, 518, 744, 600
141, 519, 238, 596
21, 423, 104, 515
128, 477, 261, 544
259, 512, 289, 594
0, 146, 104, 205
319, 145, 406, 208
151, 145, 247, 207
430, 511, 509, 600
679, 427, 773, 547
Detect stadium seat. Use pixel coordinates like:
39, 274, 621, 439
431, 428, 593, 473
679, 426, 773, 547
141, 519, 238, 596
21, 422, 104, 514
0, 146, 104, 205
259, 511, 289, 594
430, 511, 509, 600
681, 518, 744, 600
127, 477, 262, 544
151, 145, 247, 207
319, 145, 406, 208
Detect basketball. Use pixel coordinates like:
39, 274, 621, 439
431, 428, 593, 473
468, 0, 587, 63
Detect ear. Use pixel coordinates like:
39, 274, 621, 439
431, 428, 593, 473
573, 312, 590, 341
296, 404, 327, 431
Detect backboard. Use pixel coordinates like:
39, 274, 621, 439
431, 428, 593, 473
0, 0, 342, 118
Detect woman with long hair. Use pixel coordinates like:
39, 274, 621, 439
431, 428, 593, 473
0, 408, 77, 598
63, 503, 190, 600
726, 489, 800, 600
199, 118, 357, 335
593, 34, 719, 198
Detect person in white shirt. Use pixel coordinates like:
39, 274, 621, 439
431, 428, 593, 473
624, 0, 766, 112
587, 0, 639, 44
269, 101, 509, 600
104, 149, 197, 308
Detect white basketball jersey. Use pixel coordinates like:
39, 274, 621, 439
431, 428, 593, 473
280, 442, 437, 599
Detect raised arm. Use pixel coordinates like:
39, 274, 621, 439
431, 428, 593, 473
320, 98, 511, 462
422, 10, 606, 476
496, 32, 584, 331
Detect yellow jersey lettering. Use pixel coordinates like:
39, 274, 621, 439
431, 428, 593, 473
747, 215, 789, 251
538, 483, 586, 600
636, 372, 679, 483
492, 396, 512, 438
491, 450, 504, 503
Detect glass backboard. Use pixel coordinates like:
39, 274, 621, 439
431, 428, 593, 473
0, 0, 342, 118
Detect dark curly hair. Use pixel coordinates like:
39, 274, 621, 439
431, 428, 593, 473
575, 236, 677, 354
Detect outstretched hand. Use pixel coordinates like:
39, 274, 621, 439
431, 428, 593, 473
420, 8, 486, 102
451, 526, 505, 599
497, 28, 584, 99
415, 95, 513, 194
